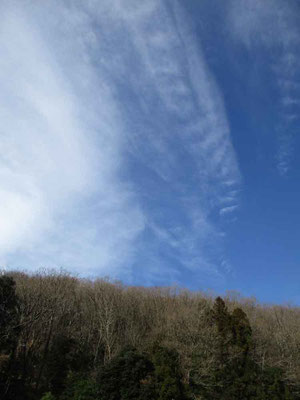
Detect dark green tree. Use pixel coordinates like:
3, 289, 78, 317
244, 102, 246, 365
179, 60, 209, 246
0, 275, 22, 400
192, 298, 257, 400
211, 297, 232, 366
256, 367, 296, 400
41, 392, 56, 400
151, 345, 186, 400
43, 335, 81, 397
231, 307, 252, 351
59, 373, 98, 400
0, 275, 20, 354
98, 346, 154, 400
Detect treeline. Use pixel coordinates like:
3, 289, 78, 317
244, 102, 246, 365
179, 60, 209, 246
1, 271, 300, 399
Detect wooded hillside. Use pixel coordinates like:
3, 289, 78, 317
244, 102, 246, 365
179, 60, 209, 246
1, 270, 300, 399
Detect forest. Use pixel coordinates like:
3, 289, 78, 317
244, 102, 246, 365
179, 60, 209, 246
1, 270, 300, 399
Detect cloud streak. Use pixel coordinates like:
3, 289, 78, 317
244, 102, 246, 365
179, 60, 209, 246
0, 0, 240, 283
226, 0, 300, 175
0, 1, 145, 275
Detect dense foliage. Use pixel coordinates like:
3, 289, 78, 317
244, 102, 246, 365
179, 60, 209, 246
0, 271, 299, 399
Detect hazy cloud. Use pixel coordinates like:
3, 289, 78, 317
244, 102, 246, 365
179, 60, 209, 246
0, 0, 240, 282
227, 0, 300, 175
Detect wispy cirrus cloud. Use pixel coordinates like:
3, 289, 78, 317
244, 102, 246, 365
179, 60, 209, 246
0, 0, 240, 283
0, 1, 145, 275
219, 205, 239, 216
226, 0, 300, 175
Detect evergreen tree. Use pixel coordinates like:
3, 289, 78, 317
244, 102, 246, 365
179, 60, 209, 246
211, 297, 232, 366
59, 374, 98, 400
151, 345, 186, 400
0, 275, 20, 354
41, 392, 56, 400
231, 307, 252, 351
0, 275, 22, 400
257, 367, 296, 400
192, 298, 257, 399
43, 335, 79, 397
98, 346, 154, 400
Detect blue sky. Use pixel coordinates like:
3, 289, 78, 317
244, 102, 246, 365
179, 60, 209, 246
1, 0, 300, 304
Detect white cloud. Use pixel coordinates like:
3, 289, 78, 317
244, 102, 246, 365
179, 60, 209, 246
226, 0, 300, 175
0, 0, 240, 281
219, 205, 239, 216
0, 1, 145, 274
